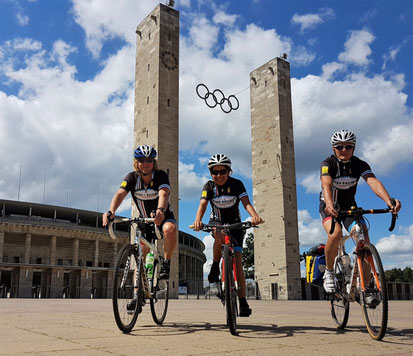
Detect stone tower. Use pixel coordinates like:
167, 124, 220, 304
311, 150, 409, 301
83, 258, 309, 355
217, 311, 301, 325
250, 57, 301, 300
134, 4, 179, 298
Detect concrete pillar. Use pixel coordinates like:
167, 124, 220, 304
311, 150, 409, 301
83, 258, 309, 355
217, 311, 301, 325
25, 234, 31, 264
94, 239, 99, 267
0, 232, 4, 263
18, 267, 32, 297
73, 239, 79, 267
50, 236, 57, 265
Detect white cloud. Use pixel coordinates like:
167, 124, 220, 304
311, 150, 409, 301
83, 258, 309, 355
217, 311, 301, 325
382, 36, 413, 70
292, 72, 413, 176
188, 16, 219, 51
321, 61, 345, 79
299, 173, 320, 194
338, 29, 375, 66
298, 210, 324, 249
376, 225, 413, 269
71, 0, 159, 57
291, 8, 335, 32
0, 40, 135, 210
16, 12, 29, 26
179, 162, 209, 200
213, 11, 238, 27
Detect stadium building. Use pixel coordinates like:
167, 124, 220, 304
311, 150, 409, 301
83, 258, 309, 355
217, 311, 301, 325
0, 199, 206, 298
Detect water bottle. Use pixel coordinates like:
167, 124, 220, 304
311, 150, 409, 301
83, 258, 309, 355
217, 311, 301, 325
145, 252, 154, 279
341, 254, 351, 284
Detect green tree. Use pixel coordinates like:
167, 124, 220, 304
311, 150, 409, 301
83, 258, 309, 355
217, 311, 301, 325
385, 267, 413, 282
242, 232, 254, 279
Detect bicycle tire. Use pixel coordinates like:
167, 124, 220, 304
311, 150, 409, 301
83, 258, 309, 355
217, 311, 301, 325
112, 244, 144, 333
224, 244, 237, 335
330, 258, 350, 329
359, 243, 388, 340
150, 259, 169, 325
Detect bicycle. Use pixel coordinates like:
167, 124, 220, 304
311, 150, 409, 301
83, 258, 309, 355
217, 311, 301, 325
328, 204, 397, 340
108, 217, 169, 333
190, 221, 255, 336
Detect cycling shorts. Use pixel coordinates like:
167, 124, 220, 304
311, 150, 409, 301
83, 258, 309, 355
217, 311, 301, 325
208, 219, 245, 252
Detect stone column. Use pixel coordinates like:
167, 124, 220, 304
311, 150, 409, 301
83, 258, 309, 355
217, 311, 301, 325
50, 236, 57, 265
0, 232, 4, 263
94, 239, 99, 267
25, 234, 31, 264
73, 238, 79, 266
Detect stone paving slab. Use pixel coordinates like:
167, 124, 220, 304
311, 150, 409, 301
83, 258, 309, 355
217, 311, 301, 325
0, 299, 412, 355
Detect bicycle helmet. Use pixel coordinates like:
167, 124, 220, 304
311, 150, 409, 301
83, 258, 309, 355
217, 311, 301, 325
207, 154, 232, 170
330, 130, 356, 145
134, 145, 157, 159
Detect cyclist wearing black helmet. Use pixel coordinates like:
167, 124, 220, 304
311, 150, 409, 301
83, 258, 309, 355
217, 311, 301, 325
192, 154, 263, 317
320, 130, 401, 295
103, 145, 177, 284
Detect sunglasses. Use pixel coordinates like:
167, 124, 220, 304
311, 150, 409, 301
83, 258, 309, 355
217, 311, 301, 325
210, 169, 228, 176
137, 157, 154, 163
334, 145, 354, 151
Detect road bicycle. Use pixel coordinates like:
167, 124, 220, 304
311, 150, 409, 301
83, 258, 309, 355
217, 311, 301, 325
108, 217, 169, 333
328, 205, 397, 340
191, 221, 255, 336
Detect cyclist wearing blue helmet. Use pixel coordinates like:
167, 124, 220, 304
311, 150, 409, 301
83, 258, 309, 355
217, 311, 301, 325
103, 145, 177, 284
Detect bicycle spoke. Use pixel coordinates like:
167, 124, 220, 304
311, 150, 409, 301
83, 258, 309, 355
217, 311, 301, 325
360, 243, 388, 340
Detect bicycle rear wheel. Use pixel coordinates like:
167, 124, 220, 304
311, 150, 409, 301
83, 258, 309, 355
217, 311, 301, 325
112, 244, 144, 333
224, 245, 237, 335
359, 243, 388, 340
150, 258, 169, 325
330, 258, 350, 329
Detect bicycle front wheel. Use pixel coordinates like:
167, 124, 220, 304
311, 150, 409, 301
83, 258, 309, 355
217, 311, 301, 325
330, 258, 350, 329
150, 259, 169, 325
359, 243, 388, 340
112, 244, 144, 333
224, 245, 237, 335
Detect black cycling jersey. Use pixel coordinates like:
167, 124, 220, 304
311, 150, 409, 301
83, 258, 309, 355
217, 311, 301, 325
120, 170, 174, 220
320, 155, 374, 209
201, 176, 248, 223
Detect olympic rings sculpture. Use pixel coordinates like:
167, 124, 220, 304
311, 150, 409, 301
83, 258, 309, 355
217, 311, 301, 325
196, 84, 240, 114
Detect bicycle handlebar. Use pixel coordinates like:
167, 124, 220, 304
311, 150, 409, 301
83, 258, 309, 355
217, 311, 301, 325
189, 221, 256, 233
328, 206, 397, 235
108, 217, 155, 240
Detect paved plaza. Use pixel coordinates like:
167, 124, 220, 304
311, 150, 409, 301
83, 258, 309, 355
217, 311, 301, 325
0, 299, 412, 355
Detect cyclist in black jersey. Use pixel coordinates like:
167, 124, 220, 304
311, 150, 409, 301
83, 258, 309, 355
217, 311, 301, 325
320, 130, 401, 294
192, 154, 263, 317
102, 145, 177, 284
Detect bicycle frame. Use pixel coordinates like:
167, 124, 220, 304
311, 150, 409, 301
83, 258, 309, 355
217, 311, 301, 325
221, 231, 239, 298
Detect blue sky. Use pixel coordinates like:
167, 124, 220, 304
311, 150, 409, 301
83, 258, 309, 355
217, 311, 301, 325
1, 0, 412, 277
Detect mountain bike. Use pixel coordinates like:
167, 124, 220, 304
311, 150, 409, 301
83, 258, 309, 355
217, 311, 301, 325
328, 205, 397, 340
108, 217, 169, 333
191, 221, 255, 336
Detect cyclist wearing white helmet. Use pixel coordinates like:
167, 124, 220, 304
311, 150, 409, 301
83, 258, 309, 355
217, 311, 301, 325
320, 130, 401, 295
193, 154, 263, 317
103, 145, 177, 284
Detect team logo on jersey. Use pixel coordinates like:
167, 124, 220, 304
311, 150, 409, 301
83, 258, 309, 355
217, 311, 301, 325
134, 189, 158, 200
150, 181, 154, 187
212, 196, 237, 209
332, 176, 357, 190
322, 166, 329, 174
121, 181, 127, 188
201, 190, 207, 197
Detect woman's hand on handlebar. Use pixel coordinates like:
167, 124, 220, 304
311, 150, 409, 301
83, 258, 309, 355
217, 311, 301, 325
192, 220, 204, 231
102, 211, 114, 227
251, 215, 264, 226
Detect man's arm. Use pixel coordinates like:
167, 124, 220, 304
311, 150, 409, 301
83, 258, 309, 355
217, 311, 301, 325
102, 189, 128, 226
364, 175, 401, 212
